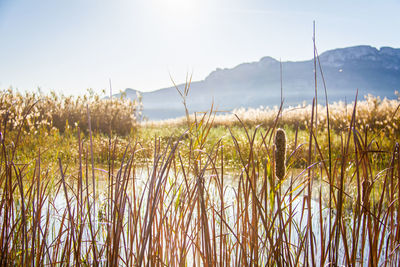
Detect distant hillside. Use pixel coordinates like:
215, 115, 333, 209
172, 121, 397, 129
117, 45, 400, 120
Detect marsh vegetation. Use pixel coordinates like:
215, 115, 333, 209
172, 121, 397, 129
0, 89, 400, 266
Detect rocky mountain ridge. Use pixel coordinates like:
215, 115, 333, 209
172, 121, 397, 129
118, 45, 400, 120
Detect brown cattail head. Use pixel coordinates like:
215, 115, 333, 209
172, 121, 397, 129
274, 128, 286, 180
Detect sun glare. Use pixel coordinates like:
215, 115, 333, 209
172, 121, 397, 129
165, 0, 196, 12
155, 0, 199, 19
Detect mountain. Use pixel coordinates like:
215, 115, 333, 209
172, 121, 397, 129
117, 45, 400, 120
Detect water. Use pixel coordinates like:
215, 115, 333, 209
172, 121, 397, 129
34, 166, 395, 265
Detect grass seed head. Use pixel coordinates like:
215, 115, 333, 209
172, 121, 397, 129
274, 128, 286, 180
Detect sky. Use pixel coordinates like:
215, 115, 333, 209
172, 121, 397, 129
1, 0, 400, 95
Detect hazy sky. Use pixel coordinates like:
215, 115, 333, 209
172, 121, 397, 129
1, 0, 399, 95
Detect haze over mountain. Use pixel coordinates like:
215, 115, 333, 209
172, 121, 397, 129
117, 45, 400, 120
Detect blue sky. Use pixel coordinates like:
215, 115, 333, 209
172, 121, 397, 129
1, 0, 399, 95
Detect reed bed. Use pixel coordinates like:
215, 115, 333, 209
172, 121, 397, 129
145, 94, 400, 135
1, 93, 399, 266
0, 88, 141, 136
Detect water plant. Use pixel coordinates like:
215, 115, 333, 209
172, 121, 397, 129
0, 88, 399, 265
274, 128, 286, 181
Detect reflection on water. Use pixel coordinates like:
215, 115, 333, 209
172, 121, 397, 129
41, 165, 390, 266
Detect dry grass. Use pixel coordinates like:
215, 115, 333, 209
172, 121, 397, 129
145, 94, 400, 135
0, 88, 141, 136
1, 93, 399, 266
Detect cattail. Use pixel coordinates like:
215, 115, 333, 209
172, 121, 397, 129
274, 128, 286, 180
